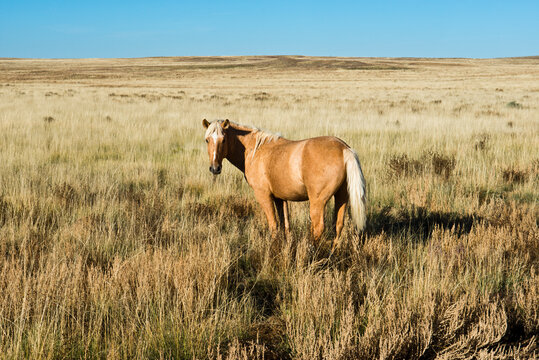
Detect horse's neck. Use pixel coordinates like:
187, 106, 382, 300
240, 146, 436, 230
226, 128, 257, 173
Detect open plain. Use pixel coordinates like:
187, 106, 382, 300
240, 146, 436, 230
0, 56, 538, 359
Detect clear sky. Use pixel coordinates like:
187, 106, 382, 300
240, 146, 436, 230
1, 0, 538, 59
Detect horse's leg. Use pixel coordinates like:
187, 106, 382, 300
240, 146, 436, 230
275, 198, 291, 240
309, 198, 327, 245
274, 198, 286, 237
254, 190, 278, 237
283, 200, 290, 239
332, 186, 349, 251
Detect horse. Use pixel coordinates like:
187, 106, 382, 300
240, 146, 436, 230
202, 118, 366, 250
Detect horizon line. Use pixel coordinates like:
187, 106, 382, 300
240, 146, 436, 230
1, 54, 538, 61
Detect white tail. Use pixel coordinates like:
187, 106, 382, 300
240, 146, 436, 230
343, 148, 367, 230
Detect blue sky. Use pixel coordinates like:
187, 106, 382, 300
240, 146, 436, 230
1, 0, 538, 58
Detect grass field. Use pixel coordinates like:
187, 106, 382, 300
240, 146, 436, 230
0, 56, 538, 359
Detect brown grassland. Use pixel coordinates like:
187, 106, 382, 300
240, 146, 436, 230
0, 56, 538, 359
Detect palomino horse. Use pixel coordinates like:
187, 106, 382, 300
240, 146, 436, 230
202, 119, 366, 249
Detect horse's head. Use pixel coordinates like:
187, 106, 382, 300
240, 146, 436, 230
202, 118, 230, 175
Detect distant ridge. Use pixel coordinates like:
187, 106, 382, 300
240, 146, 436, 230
1, 55, 538, 83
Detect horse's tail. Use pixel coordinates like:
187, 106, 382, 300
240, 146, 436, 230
343, 148, 367, 231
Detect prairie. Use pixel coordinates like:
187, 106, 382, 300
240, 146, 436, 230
0, 56, 537, 359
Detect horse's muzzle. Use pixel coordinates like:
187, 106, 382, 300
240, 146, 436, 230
209, 165, 222, 175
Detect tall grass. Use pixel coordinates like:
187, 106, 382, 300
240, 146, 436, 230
0, 56, 537, 359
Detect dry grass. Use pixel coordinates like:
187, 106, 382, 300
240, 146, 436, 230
0, 56, 538, 359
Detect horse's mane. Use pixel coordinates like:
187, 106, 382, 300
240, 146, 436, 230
208, 120, 281, 158
204, 121, 225, 138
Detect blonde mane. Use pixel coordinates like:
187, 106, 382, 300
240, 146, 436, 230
250, 128, 281, 158
235, 122, 280, 158
206, 120, 281, 158
204, 121, 225, 138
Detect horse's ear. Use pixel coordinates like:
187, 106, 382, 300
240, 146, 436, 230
202, 119, 210, 129
222, 119, 230, 129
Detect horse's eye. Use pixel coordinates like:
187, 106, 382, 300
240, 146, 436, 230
205, 139, 209, 143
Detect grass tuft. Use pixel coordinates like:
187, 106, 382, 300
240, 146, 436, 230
506, 101, 523, 109
502, 167, 528, 184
